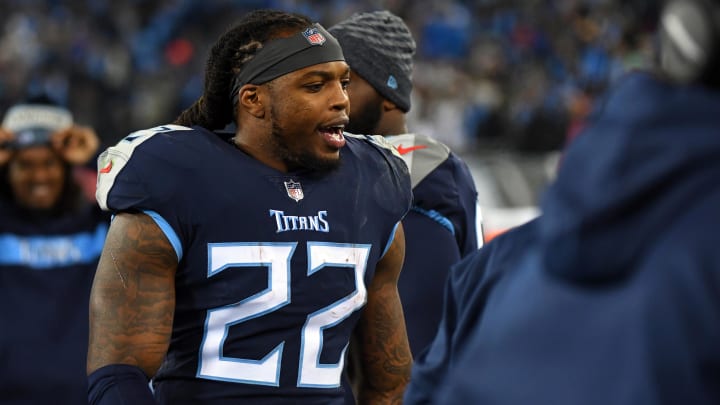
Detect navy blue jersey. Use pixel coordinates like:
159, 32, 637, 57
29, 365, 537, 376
437, 72, 720, 404
403, 219, 537, 405
0, 200, 109, 404
386, 134, 478, 256
384, 133, 478, 355
95, 125, 412, 404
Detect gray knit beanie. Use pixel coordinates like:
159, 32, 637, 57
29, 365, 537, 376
329, 10, 416, 112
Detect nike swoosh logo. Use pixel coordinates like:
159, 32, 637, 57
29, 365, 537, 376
99, 160, 113, 174
396, 144, 427, 155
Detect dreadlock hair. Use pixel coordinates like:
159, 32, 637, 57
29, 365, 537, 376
174, 9, 313, 130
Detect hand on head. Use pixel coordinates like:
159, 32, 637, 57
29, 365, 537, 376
0, 124, 99, 167
51, 125, 100, 166
0, 127, 14, 166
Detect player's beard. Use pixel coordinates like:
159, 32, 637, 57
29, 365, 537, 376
345, 96, 382, 135
269, 106, 341, 174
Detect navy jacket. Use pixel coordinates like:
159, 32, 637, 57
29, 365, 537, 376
404, 219, 537, 405
0, 198, 109, 404
437, 72, 720, 405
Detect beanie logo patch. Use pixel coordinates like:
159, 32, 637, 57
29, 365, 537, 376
387, 75, 398, 89
303, 27, 326, 46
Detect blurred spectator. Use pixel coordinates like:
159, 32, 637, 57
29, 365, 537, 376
0, 0, 661, 239
0, 96, 110, 404
0, 0, 658, 152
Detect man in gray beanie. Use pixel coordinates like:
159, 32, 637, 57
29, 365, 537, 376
329, 10, 415, 119
329, 6, 480, 377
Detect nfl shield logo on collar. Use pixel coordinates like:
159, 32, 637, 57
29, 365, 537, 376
284, 180, 304, 202
303, 27, 326, 45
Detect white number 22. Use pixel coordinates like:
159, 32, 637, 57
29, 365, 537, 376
197, 242, 369, 388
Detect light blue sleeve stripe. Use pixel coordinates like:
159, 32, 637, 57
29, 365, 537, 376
380, 222, 401, 259
143, 210, 183, 262
411, 206, 455, 236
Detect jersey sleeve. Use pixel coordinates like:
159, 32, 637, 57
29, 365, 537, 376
346, 134, 413, 255
445, 152, 480, 256
361, 134, 413, 218
95, 125, 196, 259
395, 133, 479, 257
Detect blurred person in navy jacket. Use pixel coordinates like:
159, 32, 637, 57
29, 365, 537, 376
0, 96, 108, 404
426, 1, 720, 403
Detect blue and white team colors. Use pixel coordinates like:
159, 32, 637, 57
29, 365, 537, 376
95, 125, 412, 404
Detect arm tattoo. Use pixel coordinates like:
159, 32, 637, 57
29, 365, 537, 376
357, 282, 412, 404
87, 212, 178, 377
356, 225, 412, 404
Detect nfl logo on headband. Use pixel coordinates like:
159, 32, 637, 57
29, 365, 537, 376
303, 27, 326, 45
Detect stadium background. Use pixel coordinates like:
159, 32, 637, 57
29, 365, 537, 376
0, 0, 660, 238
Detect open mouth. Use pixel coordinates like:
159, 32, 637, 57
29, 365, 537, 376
29, 184, 52, 198
318, 125, 346, 149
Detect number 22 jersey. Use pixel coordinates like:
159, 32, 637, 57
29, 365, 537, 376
95, 125, 412, 404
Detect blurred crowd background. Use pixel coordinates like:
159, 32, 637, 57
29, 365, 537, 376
0, 0, 661, 236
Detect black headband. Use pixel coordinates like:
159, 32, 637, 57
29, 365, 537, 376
230, 23, 345, 105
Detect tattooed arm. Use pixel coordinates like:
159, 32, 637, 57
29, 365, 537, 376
87, 212, 177, 396
354, 223, 413, 404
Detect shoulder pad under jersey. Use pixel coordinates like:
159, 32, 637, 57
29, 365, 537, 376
96, 124, 193, 211
384, 133, 451, 188
345, 133, 403, 158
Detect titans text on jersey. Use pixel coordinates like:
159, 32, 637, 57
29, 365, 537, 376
269, 209, 330, 233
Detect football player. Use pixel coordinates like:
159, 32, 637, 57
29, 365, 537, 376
87, 9, 413, 405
